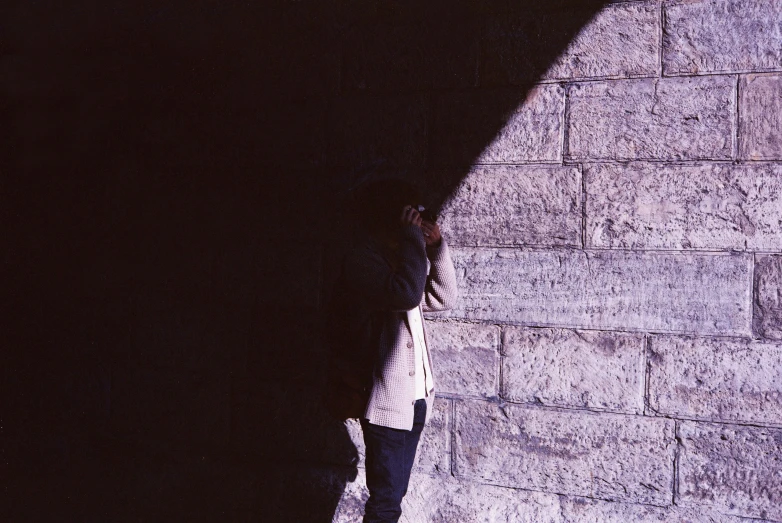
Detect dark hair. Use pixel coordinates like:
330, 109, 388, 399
352, 178, 422, 235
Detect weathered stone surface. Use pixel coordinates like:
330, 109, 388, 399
585, 163, 782, 250
414, 398, 451, 475
678, 421, 782, 520
477, 85, 564, 163
429, 86, 563, 166
454, 400, 675, 504
567, 77, 735, 161
754, 255, 782, 340
437, 165, 581, 247
648, 335, 782, 425
561, 496, 751, 523
402, 474, 564, 523
447, 249, 752, 336
502, 327, 645, 414
663, 0, 782, 75
740, 74, 782, 160
425, 321, 500, 398
327, 95, 427, 169
545, 1, 659, 80
482, 2, 658, 85
335, 470, 565, 523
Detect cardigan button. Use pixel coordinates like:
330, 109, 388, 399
407, 341, 413, 348
409, 370, 415, 376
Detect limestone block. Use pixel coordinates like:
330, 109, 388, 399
425, 321, 500, 398
648, 335, 782, 425
561, 496, 755, 523
482, 2, 658, 84
429, 85, 563, 166
585, 163, 782, 251
447, 248, 752, 336
567, 77, 734, 161
401, 474, 564, 523
740, 74, 782, 160
454, 400, 675, 504
414, 398, 451, 475
678, 421, 782, 521
502, 327, 645, 414
327, 95, 427, 169
754, 255, 782, 340
663, 0, 782, 75
545, 1, 659, 81
334, 469, 565, 523
437, 165, 581, 247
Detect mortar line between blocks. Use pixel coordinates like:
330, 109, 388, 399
672, 419, 680, 506
562, 83, 571, 164
751, 252, 757, 339
450, 397, 457, 478
657, 0, 664, 77
498, 325, 505, 400
580, 163, 586, 249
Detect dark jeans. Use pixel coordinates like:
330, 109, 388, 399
360, 399, 427, 523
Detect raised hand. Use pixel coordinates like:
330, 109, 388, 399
421, 220, 441, 248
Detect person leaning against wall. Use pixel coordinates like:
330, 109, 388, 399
324, 178, 458, 523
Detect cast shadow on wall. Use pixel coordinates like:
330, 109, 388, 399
3, 0, 607, 520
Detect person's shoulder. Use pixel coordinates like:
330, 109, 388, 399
345, 237, 390, 270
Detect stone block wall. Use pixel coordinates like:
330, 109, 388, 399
7, 0, 781, 520
333, 1, 782, 521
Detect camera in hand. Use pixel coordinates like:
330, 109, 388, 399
415, 205, 438, 223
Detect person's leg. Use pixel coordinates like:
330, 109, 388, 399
360, 419, 407, 523
399, 399, 427, 498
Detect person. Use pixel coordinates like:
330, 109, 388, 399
326, 178, 458, 523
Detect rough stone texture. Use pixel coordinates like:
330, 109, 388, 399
437, 165, 581, 247
567, 76, 735, 161
502, 327, 645, 414
648, 335, 782, 426
327, 95, 427, 169
413, 398, 451, 475
481, 2, 658, 85
585, 162, 782, 251
754, 255, 782, 340
401, 474, 564, 523
663, 0, 782, 75
454, 400, 675, 504
545, 1, 660, 81
448, 249, 752, 336
678, 421, 782, 521
334, 470, 564, 523
430, 85, 564, 166
740, 74, 782, 160
561, 496, 754, 523
476, 84, 564, 163
424, 321, 500, 398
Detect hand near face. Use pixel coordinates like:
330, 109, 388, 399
400, 205, 422, 227
421, 220, 441, 248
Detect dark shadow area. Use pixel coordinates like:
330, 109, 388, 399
3, 1, 607, 520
